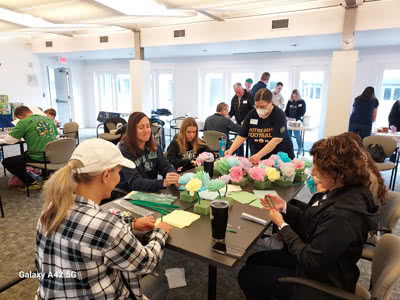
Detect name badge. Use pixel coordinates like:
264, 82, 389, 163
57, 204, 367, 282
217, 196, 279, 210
298, 104, 303, 107
243, 100, 248, 104
250, 119, 258, 125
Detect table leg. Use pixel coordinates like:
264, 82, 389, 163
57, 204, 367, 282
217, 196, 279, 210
1, 145, 5, 176
19, 142, 24, 156
208, 264, 217, 300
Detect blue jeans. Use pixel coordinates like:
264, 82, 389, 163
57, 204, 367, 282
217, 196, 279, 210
288, 130, 302, 153
348, 123, 372, 140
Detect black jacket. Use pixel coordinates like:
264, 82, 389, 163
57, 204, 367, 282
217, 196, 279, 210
280, 185, 378, 300
389, 100, 400, 129
117, 144, 176, 192
204, 113, 242, 139
228, 90, 254, 124
285, 99, 306, 121
166, 137, 209, 173
250, 81, 267, 98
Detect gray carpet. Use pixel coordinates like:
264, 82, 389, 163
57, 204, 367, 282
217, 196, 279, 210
0, 129, 400, 300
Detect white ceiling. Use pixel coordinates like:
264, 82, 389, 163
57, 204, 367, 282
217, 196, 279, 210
39, 27, 400, 61
0, 0, 345, 38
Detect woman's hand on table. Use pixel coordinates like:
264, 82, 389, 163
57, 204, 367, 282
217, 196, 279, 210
163, 172, 180, 187
156, 222, 172, 235
134, 216, 155, 231
260, 194, 286, 212
249, 153, 262, 165
269, 209, 285, 228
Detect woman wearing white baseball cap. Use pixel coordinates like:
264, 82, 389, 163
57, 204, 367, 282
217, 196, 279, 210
35, 138, 171, 300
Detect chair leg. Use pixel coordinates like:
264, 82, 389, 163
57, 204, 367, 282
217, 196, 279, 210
0, 195, 4, 218
389, 169, 395, 190
26, 184, 30, 198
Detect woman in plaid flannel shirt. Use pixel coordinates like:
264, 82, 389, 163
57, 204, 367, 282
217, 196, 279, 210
35, 139, 171, 300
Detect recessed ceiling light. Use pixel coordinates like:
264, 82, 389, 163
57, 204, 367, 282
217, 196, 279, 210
290, 44, 298, 47
202, 49, 208, 52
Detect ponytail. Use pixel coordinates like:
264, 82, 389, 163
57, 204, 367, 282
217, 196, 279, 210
40, 160, 95, 234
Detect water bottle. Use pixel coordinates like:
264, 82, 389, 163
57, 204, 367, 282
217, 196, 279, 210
218, 136, 226, 158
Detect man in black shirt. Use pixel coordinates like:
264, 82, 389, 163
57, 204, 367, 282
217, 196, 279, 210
204, 102, 242, 148
229, 83, 254, 156
251, 72, 270, 97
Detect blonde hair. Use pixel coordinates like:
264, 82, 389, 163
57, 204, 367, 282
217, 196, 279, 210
177, 117, 206, 154
40, 160, 100, 234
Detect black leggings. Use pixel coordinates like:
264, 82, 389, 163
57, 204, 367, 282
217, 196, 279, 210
238, 249, 297, 300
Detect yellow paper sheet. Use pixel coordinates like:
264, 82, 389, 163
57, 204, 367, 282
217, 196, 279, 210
218, 184, 242, 194
155, 210, 200, 229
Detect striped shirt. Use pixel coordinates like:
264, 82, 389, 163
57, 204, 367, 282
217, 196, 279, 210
35, 195, 168, 300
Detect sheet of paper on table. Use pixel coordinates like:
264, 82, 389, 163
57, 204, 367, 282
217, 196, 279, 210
229, 191, 258, 204
251, 190, 279, 208
219, 184, 242, 194
155, 210, 200, 229
199, 191, 219, 200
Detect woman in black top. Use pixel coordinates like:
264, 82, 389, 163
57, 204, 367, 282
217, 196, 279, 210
238, 134, 378, 300
388, 98, 400, 132
117, 112, 179, 192
349, 86, 379, 139
167, 117, 209, 173
285, 89, 306, 155
225, 88, 294, 164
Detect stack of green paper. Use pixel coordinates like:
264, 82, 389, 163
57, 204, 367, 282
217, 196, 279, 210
229, 191, 258, 204
125, 192, 176, 205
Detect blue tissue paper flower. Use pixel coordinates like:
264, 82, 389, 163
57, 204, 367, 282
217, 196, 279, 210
306, 177, 317, 194
226, 157, 239, 168
178, 173, 194, 185
277, 152, 292, 163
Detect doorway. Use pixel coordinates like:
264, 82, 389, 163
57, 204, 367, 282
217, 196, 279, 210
48, 67, 72, 125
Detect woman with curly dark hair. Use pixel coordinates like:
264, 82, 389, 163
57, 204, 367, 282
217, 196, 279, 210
238, 134, 379, 300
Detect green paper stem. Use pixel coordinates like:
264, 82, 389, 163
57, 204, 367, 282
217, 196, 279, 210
196, 192, 201, 204
218, 191, 221, 200
131, 200, 180, 209
264, 195, 272, 209
225, 184, 228, 197
266, 195, 277, 210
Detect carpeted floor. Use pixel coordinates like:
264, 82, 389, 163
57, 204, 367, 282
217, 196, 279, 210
0, 129, 400, 300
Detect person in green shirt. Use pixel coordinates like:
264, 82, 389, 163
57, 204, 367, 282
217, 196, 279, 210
1, 106, 58, 188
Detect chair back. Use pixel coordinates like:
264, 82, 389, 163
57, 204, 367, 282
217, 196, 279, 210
105, 122, 117, 131
203, 130, 226, 152
379, 191, 400, 232
45, 138, 76, 164
363, 136, 397, 157
371, 234, 400, 300
63, 122, 79, 138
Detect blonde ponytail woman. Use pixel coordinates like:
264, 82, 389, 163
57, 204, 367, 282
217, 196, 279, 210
35, 138, 171, 300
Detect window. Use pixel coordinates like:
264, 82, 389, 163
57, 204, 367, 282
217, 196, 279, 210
200, 72, 226, 119
267, 72, 290, 100
231, 72, 255, 89
376, 69, 400, 127
158, 73, 173, 112
116, 74, 131, 112
98, 73, 114, 112
384, 88, 392, 100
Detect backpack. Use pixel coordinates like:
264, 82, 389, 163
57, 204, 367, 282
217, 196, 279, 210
367, 144, 386, 163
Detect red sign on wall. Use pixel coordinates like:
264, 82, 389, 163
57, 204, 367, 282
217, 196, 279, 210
59, 57, 67, 64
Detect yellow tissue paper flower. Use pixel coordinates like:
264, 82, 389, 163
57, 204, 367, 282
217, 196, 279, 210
266, 167, 280, 182
185, 178, 202, 196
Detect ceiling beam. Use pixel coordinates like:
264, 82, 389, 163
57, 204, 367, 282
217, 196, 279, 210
196, 10, 224, 21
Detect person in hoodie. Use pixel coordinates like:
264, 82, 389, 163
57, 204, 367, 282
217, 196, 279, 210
118, 112, 179, 192
167, 117, 209, 173
239, 134, 379, 300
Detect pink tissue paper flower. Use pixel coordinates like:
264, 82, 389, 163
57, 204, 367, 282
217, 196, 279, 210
230, 166, 244, 183
196, 152, 214, 163
292, 159, 305, 170
238, 157, 253, 172
262, 159, 275, 168
280, 163, 295, 177
218, 175, 231, 184
269, 154, 280, 162
249, 167, 265, 182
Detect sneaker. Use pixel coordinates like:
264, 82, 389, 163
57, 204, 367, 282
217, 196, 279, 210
18, 181, 42, 191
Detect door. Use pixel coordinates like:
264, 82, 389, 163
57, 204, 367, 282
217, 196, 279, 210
49, 67, 72, 125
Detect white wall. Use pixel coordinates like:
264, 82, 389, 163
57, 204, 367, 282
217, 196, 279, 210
0, 38, 44, 107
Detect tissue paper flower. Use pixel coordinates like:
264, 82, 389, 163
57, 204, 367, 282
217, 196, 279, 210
194, 171, 210, 190
280, 163, 295, 177
196, 152, 214, 164
227, 157, 240, 168
238, 157, 253, 172
185, 178, 203, 196
278, 152, 292, 163
301, 158, 313, 168
230, 166, 244, 183
215, 160, 230, 175
249, 167, 265, 182
292, 159, 305, 170
207, 179, 226, 192
265, 167, 281, 182
218, 175, 231, 184
261, 159, 275, 168
178, 173, 194, 185
269, 154, 280, 162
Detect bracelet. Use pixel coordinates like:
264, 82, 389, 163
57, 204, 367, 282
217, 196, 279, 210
132, 217, 137, 230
